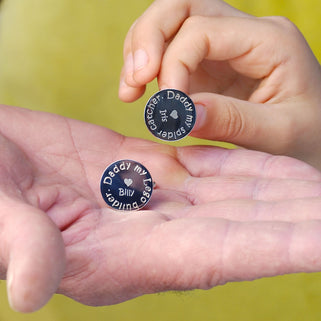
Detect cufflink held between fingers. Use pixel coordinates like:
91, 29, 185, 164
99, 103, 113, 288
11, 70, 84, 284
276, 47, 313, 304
144, 89, 196, 141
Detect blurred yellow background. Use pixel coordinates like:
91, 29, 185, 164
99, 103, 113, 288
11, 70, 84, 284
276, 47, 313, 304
0, 0, 320, 319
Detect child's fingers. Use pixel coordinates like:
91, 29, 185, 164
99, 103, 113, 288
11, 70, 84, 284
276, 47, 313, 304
119, 0, 248, 102
118, 21, 146, 102
157, 16, 290, 92
120, 1, 187, 96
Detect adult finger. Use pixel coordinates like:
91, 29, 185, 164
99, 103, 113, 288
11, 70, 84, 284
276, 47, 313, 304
177, 146, 321, 181
164, 198, 321, 222
135, 217, 321, 293
119, 0, 248, 102
182, 176, 321, 204
1, 200, 65, 312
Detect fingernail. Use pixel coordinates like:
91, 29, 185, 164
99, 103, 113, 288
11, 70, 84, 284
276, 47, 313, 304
124, 52, 134, 76
193, 104, 207, 131
134, 49, 148, 71
119, 75, 127, 89
7, 271, 17, 312
159, 83, 169, 90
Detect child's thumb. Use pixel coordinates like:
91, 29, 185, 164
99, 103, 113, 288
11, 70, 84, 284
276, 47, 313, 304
191, 93, 288, 153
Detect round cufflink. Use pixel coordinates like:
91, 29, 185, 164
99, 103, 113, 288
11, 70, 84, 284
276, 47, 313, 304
100, 159, 153, 211
144, 89, 196, 141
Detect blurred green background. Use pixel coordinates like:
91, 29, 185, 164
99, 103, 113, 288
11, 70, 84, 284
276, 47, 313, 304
0, 0, 320, 319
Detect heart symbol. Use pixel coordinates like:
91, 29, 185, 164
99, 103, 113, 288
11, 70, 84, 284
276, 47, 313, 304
124, 178, 133, 187
170, 110, 179, 120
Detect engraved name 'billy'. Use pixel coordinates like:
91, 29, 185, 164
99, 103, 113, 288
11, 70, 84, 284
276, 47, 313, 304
146, 90, 194, 139
102, 161, 152, 210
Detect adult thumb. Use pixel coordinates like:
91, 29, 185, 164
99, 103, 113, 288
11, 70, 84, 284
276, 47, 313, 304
1, 201, 65, 313
191, 92, 291, 153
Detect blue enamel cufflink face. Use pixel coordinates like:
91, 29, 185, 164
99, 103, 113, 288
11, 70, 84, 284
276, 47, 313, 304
144, 89, 196, 141
100, 159, 153, 211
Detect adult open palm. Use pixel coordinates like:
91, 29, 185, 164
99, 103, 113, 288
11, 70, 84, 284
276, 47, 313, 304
1, 105, 321, 313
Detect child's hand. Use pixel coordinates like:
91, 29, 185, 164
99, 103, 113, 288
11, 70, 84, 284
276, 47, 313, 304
119, 0, 247, 102
119, 0, 321, 170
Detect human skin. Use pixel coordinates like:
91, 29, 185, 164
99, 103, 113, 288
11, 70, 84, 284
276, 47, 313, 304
119, 0, 321, 169
1, 104, 321, 312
